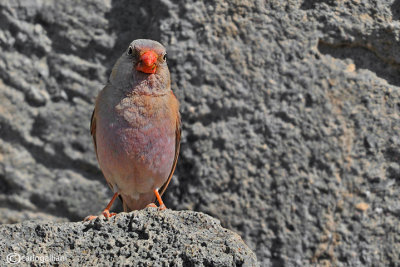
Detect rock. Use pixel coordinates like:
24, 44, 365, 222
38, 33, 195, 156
0, 209, 258, 266
0, 0, 399, 266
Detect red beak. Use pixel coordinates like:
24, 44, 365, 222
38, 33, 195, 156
136, 50, 158, 74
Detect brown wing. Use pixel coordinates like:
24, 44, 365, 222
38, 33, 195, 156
90, 108, 99, 160
91, 103, 116, 194
159, 113, 181, 196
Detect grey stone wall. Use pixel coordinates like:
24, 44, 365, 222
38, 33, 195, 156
0, 0, 399, 265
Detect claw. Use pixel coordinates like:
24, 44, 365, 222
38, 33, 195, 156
84, 215, 98, 221
102, 209, 117, 218
83, 192, 119, 221
146, 203, 157, 208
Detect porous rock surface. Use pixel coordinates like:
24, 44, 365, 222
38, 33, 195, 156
0, 0, 399, 266
0, 209, 258, 266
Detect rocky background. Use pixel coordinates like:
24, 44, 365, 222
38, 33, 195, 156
0, 209, 257, 266
0, 0, 399, 266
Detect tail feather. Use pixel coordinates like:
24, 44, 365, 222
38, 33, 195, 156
121, 192, 157, 212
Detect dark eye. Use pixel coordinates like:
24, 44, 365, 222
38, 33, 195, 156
163, 53, 167, 61
127, 46, 133, 55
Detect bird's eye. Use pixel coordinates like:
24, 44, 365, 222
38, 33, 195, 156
163, 53, 167, 61
127, 46, 133, 55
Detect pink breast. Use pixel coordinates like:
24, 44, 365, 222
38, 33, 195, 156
96, 113, 176, 194
117, 119, 176, 173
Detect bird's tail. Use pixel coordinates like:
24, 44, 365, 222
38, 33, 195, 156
121, 192, 157, 212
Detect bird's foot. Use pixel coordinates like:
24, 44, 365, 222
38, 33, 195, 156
146, 203, 157, 208
84, 215, 98, 221
102, 209, 117, 218
146, 202, 166, 210
83, 192, 119, 221
83, 209, 117, 221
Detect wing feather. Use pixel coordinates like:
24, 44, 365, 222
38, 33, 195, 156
90, 108, 99, 160
159, 111, 181, 196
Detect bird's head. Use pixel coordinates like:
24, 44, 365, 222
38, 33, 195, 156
109, 39, 170, 95
128, 39, 167, 75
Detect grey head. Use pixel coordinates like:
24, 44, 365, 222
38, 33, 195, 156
109, 39, 170, 95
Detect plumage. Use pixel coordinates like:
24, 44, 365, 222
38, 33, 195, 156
87, 39, 180, 218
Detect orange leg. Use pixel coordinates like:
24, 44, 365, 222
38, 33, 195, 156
84, 192, 119, 221
101, 192, 119, 217
154, 188, 166, 210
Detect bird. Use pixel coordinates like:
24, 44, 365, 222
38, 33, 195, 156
85, 39, 181, 220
